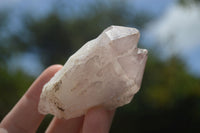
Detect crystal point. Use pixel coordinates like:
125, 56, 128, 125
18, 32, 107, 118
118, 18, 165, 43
38, 25, 148, 119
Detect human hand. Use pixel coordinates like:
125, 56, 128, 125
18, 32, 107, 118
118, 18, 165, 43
0, 65, 115, 133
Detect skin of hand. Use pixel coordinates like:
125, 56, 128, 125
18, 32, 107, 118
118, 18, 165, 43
0, 65, 115, 133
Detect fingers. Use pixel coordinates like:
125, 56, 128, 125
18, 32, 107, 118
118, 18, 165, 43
81, 107, 115, 133
46, 107, 115, 133
0, 65, 62, 133
46, 116, 84, 133
0, 64, 115, 133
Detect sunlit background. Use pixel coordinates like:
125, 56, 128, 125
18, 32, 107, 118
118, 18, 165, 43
0, 0, 200, 132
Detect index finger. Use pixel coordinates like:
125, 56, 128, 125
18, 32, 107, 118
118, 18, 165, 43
81, 107, 115, 133
0, 65, 62, 133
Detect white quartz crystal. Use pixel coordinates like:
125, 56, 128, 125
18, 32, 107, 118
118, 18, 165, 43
38, 26, 148, 119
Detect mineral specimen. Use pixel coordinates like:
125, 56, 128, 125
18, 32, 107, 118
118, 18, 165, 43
38, 25, 148, 119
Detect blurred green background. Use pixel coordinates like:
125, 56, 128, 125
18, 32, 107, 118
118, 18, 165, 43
0, 0, 200, 132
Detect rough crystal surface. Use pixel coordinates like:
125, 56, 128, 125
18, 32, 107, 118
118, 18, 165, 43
38, 25, 148, 119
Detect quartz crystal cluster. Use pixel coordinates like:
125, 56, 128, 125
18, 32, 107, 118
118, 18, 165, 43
38, 26, 148, 119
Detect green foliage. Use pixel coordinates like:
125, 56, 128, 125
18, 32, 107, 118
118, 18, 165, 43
0, 67, 34, 119
0, 1, 200, 133
179, 0, 200, 6
111, 55, 200, 133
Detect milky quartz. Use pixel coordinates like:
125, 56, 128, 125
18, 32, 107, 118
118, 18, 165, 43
38, 26, 148, 119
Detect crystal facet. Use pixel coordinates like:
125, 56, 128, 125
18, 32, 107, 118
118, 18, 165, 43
38, 26, 148, 119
